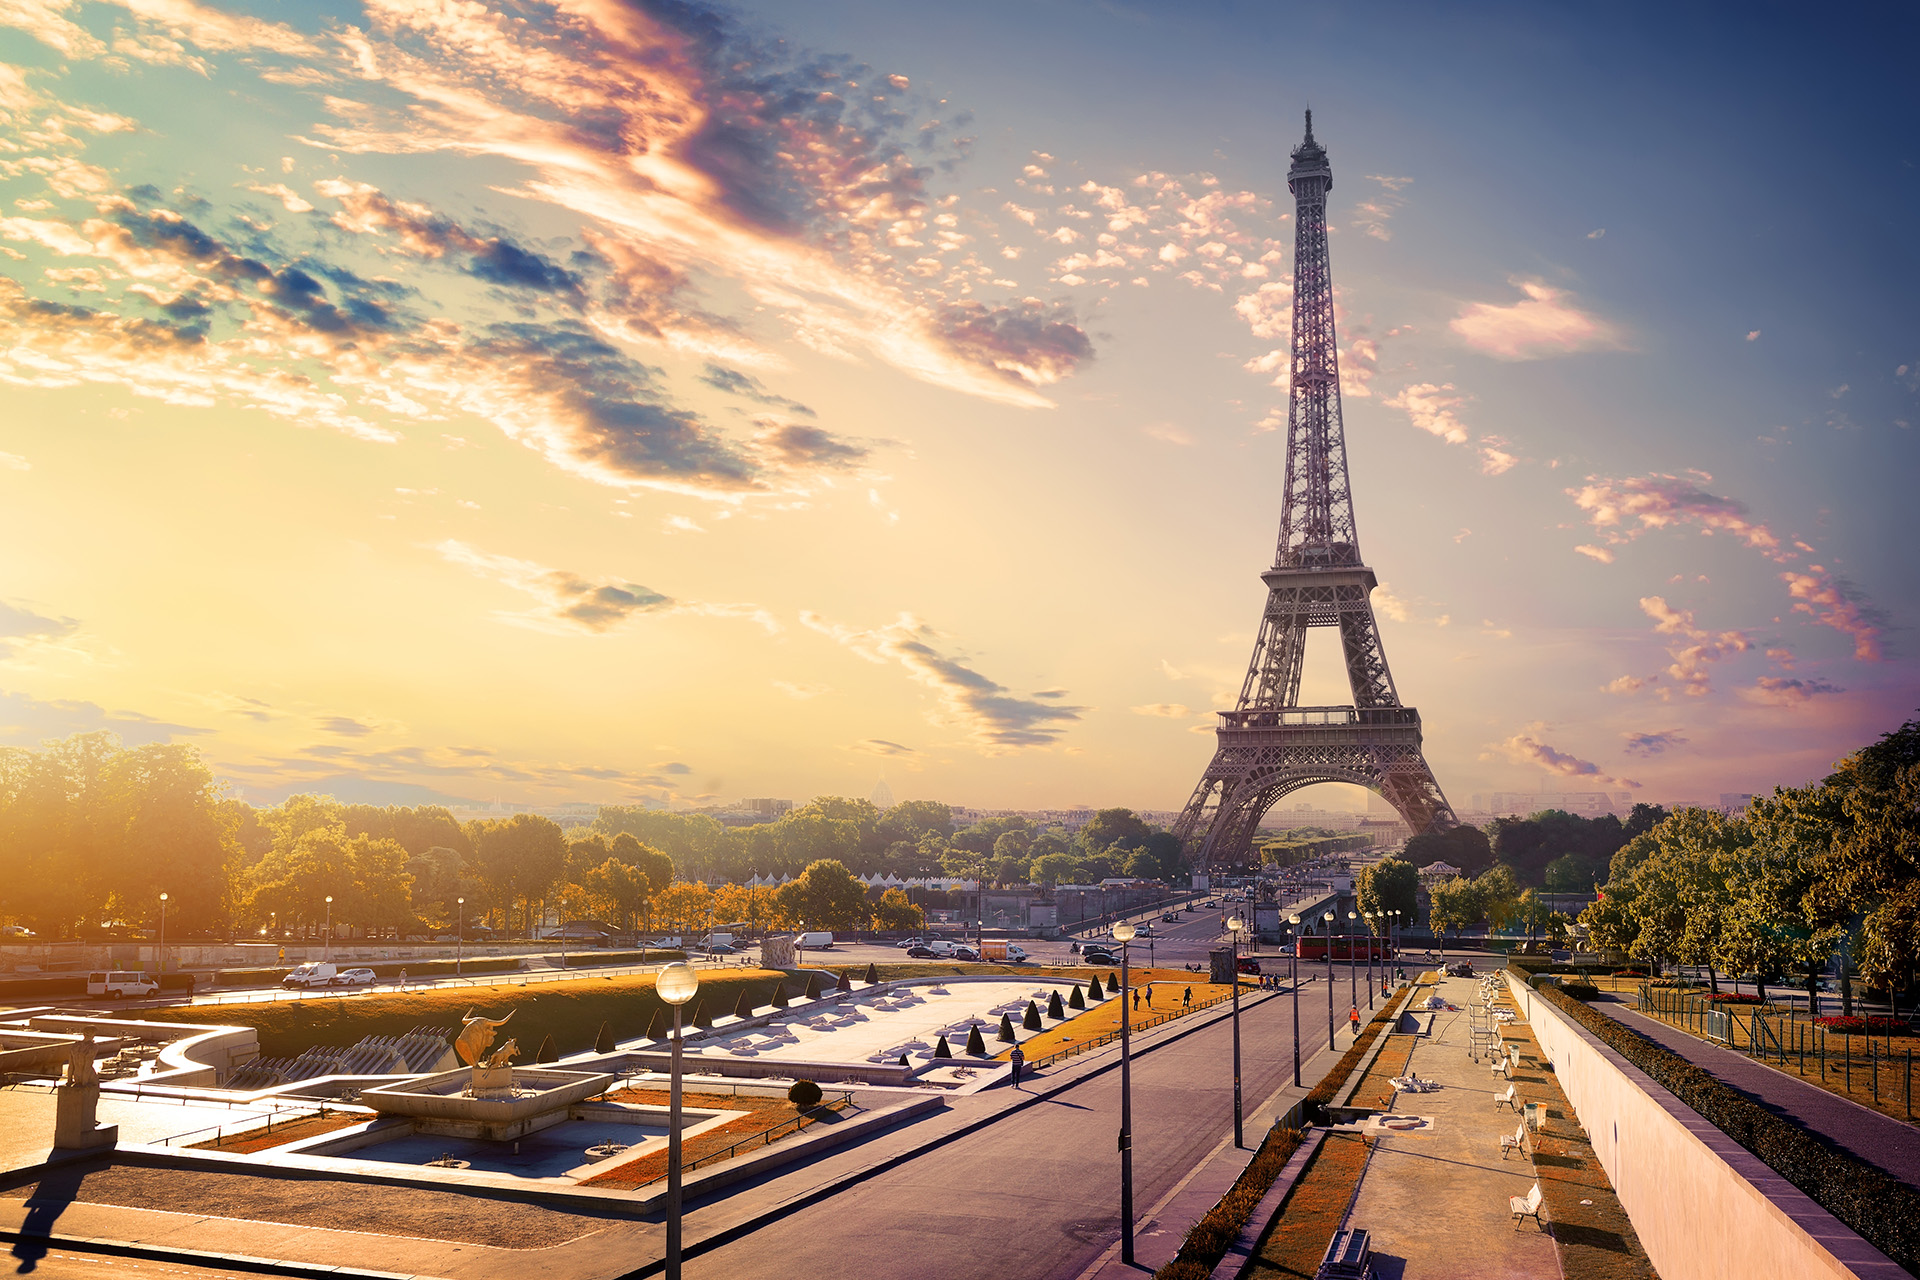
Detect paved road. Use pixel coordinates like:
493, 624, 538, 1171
684, 984, 1327, 1280
1591, 994, 1920, 1189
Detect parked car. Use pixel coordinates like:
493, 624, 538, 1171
330, 967, 377, 986
949, 946, 981, 962
895, 937, 930, 949
906, 946, 940, 959
1082, 949, 1118, 966
282, 962, 338, 989
704, 943, 738, 955
1237, 958, 1262, 975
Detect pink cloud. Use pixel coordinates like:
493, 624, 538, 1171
1741, 676, 1843, 707
1780, 569, 1882, 660
1484, 729, 1639, 789
1567, 472, 1785, 559
1384, 382, 1469, 444
1450, 280, 1622, 360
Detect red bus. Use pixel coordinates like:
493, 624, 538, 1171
1295, 935, 1394, 961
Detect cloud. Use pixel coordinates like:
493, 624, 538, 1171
772, 680, 829, 700
1384, 382, 1468, 444
1352, 175, 1410, 241
852, 738, 918, 758
0, 452, 29, 470
436, 539, 673, 633
1746, 330, 1761, 342
1586, 229, 1605, 240
0, 599, 78, 654
1622, 729, 1686, 757
932, 299, 1093, 388
0, 688, 207, 745
1450, 281, 1623, 359
315, 715, 378, 737
1573, 544, 1614, 564
802, 611, 1083, 752
697, 363, 815, 417
1567, 472, 1785, 559
1637, 596, 1752, 697
1741, 676, 1844, 707
1131, 703, 1193, 718
1485, 727, 1639, 789
751, 420, 870, 472
1780, 569, 1883, 660
1142, 422, 1192, 445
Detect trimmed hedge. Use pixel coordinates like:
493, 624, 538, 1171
1538, 983, 1920, 1272
1814, 1015, 1914, 1037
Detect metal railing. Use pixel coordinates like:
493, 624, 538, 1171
1027, 981, 1256, 1069
621, 1092, 857, 1187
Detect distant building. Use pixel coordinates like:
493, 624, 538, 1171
1718, 793, 1756, 814
870, 778, 895, 809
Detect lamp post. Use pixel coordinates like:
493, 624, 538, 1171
456, 897, 465, 976
1113, 921, 1138, 1264
1323, 910, 1335, 1049
657, 961, 701, 1280
1287, 914, 1302, 1086
1347, 910, 1359, 1015
1226, 914, 1246, 1148
157, 892, 168, 980
324, 895, 333, 962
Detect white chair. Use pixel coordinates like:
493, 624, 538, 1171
1491, 1054, 1512, 1078
1495, 1082, 1518, 1111
1499, 1120, 1526, 1159
1510, 1182, 1545, 1229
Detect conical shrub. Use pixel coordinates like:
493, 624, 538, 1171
594, 1021, 615, 1054
771, 982, 790, 1008
897, 1053, 909, 1067
966, 1025, 987, 1055
998, 1013, 1016, 1042
1088, 974, 1104, 1000
1110, 972, 1120, 989
645, 1006, 667, 1040
536, 1034, 557, 1063
1068, 984, 1086, 1010
933, 1034, 953, 1059
691, 999, 712, 1029
863, 962, 879, 984
1024, 1001, 1042, 1031
804, 973, 824, 999
734, 988, 758, 1019
1047, 990, 1066, 1019
836, 970, 853, 993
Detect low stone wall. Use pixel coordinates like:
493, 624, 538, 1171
1503, 974, 1903, 1280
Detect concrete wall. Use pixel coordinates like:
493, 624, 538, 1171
1504, 974, 1904, 1280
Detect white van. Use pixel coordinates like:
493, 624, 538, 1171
281, 962, 338, 989
797, 931, 834, 949
87, 970, 158, 999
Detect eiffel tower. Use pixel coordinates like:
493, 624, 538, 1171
1172, 111, 1456, 873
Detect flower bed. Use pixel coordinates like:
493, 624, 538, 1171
1707, 993, 1765, 1005
1814, 1015, 1914, 1036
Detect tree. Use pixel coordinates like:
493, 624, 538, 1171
1080, 808, 1151, 853
774, 860, 870, 931
872, 887, 922, 932
1029, 852, 1084, 889
582, 857, 652, 931
1544, 853, 1600, 893
1426, 876, 1484, 947
1629, 808, 1746, 989
1402, 823, 1493, 877
1356, 858, 1418, 929
468, 813, 568, 937
1475, 864, 1521, 938
1808, 716, 1920, 996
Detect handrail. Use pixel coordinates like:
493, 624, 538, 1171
1027, 982, 1254, 1069
622, 1092, 857, 1187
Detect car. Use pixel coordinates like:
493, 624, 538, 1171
2, 925, 36, 938
1237, 958, 1262, 975
330, 967, 377, 986
949, 946, 981, 962
906, 945, 946, 959
1081, 950, 1118, 966
896, 937, 931, 949
704, 943, 738, 955
1161, 913, 1178, 923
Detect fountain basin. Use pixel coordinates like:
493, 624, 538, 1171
360, 1067, 617, 1141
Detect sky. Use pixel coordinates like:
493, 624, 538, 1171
0, 0, 1915, 817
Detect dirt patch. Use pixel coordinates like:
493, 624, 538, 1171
581, 1086, 837, 1188
185, 1111, 369, 1154
1244, 1132, 1370, 1279
1, 1166, 614, 1249
1350, 1035, 1418, 1111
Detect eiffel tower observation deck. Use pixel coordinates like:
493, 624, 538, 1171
1173, 111, 1457, 873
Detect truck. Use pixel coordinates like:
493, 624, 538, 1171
704, 932, 734, 950
980, 940, 1030, 963
86, 970, 158, 999
281, 961, 338, 989
797, 931, 834, 949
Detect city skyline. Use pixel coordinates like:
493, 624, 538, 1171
1, 1, 1915, 815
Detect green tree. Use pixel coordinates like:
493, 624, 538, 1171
1426, 876, 1484, 948
1356, 857, 1418, 929
1475, 864, 1522, 938
775, 859, 871, 931
872, 886, 922, 931
1028, 851, 1084, 889
1544, 853, 1599, 893
468, 813, 568, 937
1630, 807, 1746, 989
1808, 716, 1920, 996
1402, 823, 1493, 877
1080, 808, 1151, 853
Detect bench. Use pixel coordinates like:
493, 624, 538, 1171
1510, 1181, 1545, 1229
1500, 1120, 1526, 1159
1495, 1082, 1517, 1112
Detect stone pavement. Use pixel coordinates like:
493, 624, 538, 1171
1335, 975, 1558, 1279
1590, 993, 1920, 1189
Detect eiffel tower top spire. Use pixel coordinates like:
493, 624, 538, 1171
1275, 108, 1356, 570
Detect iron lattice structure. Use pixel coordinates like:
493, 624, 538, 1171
1173, 112, 1457, 873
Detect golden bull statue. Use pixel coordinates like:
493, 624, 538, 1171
454, 1009, 513, 1067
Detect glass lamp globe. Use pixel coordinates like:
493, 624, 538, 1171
657, 961, 701, 1006
1113, 922, 1137, 943
1226, 915, 1245, 933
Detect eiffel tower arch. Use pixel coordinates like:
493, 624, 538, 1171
1173, 112, 1456, 874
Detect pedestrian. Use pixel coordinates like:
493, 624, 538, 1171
398, 969, 407, 989
1145, 986, 1154, 1009
1132, 989, 1140, 1011
1009, 1043, 1025, 1089
1182, 986, 1192, 1008
1071, 941, 1080, 955
1349, 1005, 1361, 1036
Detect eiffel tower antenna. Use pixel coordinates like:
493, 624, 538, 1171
1172, 111, 1456, 874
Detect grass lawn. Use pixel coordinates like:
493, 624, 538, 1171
1243, 1132, 1371, 1278
1005, 973, 1237, 1060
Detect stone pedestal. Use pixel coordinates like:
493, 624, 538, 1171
470, 1063, 515, 1098
53, 1082, 118, 1151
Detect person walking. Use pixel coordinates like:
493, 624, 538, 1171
1182, 986, 1192, 1008
1145, 986, 1154, 1009
1133, 989, 1141, 1011
1348, 1004, 1361, 1037
1009, 1043, 1025, 1089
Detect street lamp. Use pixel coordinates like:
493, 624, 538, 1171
456, 897, 465, 976
1347, 910, 1359, 1016
1113, 920, 1138, 1264
1226, 914, 1246, 1149
324, 895, 334, 962
1287, 914, 1302, 1086
1322, 910, 1336, 1050
657, 961, 701, 1280
157, 892, 168, 980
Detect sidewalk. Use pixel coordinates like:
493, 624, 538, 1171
1590, 994, 1920, 1189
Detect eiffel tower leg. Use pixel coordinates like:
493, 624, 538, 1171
1337, 598, 1397, 708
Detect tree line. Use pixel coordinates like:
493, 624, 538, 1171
0, 731, 1186, 941
1577, 716, 1918, 1013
